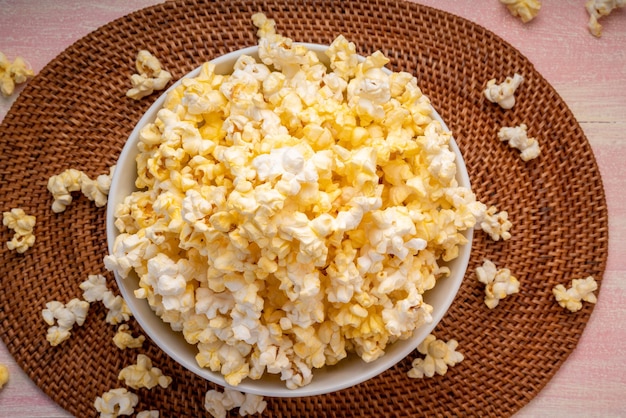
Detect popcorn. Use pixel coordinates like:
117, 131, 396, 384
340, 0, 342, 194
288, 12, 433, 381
0, 363, 8, 389
79, 274, 132, 325
204, 388, 267, 418
498, 124, 540, 162
94, 388, 138, 417
2, 208, 36, 253
107, 13, 481, 389
118, 354, 172, 390
483, 73, 524, 110
113, 324, 145, 349
127, 50, 172, 100
480, 206, 512, 241
0, 51, 34, 97
500, 0, 542, 23
42, 298, 90, 346
476, 259, 520, 309
586, 0, 625, 37
553, 276, 598, 312
102, 290, 132, 325
79, 274, 109, 302
408, 334, 463, 378
137, 412, 159, 418
47, 166, 116, 213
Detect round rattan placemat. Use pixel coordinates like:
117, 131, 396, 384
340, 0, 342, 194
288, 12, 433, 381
0, 0, 608, 416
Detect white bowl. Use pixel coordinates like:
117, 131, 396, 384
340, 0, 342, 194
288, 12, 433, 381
106, 43, 472, 397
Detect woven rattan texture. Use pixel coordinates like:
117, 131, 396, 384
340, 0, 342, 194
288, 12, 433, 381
0, 0, 608, 416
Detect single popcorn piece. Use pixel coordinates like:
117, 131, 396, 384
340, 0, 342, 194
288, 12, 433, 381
136, 412, 159, 418
127, 50, 173, 100
79, 274, 109, 302
204, 388, 267, 418
476, 259, 520, 309
2, 208, 36, 253
0, 363, 8, 390
47, 166, 116, 213
0, 51, 34, 97
107, 13, 482, 389
498, 123, 540, 162
483, 73, 524, 110
586, 0, 625, 37
42, 298, 90, 346
480, 206, 512, 241
500, 0, 542, 23
102, 290, 132, 325
553, 276, 598, 312
94, 388, 138, 418
408, 334, 463, 378
118, 354, 172, 390
113, 324, 145, 349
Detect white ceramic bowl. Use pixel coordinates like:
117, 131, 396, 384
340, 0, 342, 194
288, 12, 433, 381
106, 44, 472, 397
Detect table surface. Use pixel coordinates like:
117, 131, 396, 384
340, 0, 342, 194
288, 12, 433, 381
1, 1, 625, 416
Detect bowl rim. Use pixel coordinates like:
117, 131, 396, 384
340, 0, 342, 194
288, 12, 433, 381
106, 43, 473, 397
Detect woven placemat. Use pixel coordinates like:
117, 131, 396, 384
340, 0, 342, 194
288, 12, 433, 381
0, 0, 608, 416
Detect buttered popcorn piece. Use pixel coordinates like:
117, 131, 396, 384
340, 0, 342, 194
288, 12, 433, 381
127, 50, 172, 100
118, 354, 172, 390
47, 166, 116, 213
0, 363, 8, 389
408, 334, 463, 378
586, 0, 625, 37
498, 124, 540, 161
94, 388, 138, 418
107, 13, 483, 389
476, 259, 520, 309
2, 208, 36, 253
500, 0, 542, 23
42, 298, 90, 346
483, 73, 524, 110
136, 411, 159, 418
113, 324, 146, 349
553, 276, 598, 312
0, 51, 34, 97
480, 206, 512, 241
79, 274, 132, 325
204, 388, 267, 418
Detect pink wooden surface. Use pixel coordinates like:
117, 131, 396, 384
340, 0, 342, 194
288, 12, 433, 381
1, 1, 625, 416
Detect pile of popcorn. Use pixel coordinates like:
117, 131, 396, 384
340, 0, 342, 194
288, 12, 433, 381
105, 13, 486, 389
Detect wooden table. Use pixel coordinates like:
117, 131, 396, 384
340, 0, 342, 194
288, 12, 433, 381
1, 1, 624, 416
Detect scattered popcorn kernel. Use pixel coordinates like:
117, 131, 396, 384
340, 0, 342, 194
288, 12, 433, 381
102, 290, 132, 325
47, 166, 115, 213
94, 388, 138, 418
127, 50, 172, 100
500, 0, 541, 23
2, 208, 36, 253
553, 276, 598, 312
476, 259, 520, 309
118, 354, 172, 390
483, 73, 524, 110
42, 298, 90, 346
408, 334, 463, 378
107, 13, 481, 389
0, 51, 34, 97
137, 411, 159, 418
204, 388, 267, 418
80, 274, 109, 302
586, 0, 625, 37
113, 324, 145, 349
480, 206, 512, 241
0, 363, 8, 389
498, 123, 540, 162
